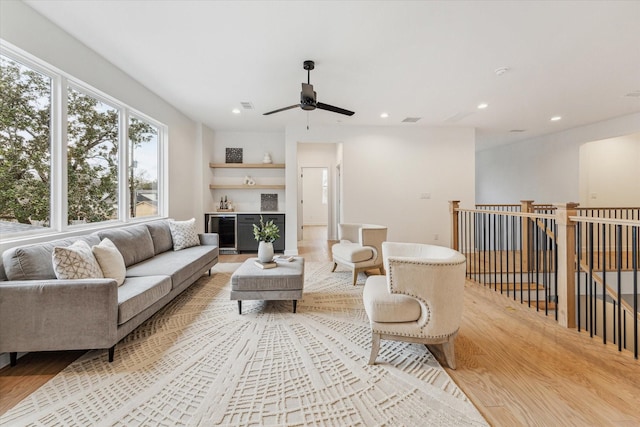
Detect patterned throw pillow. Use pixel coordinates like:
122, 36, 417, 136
168, 218, 200, 251
52, 240, 104, 280
92, 238, 126, 286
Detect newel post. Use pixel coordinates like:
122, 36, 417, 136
554, 202, 579, 328
520, 200, 534, 272
449, 200, 460, 251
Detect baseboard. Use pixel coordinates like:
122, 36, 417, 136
0, 351, 25, 369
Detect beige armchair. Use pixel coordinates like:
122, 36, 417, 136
331, 223, 387, 286
363, 242, 466, 369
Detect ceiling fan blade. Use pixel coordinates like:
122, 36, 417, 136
263, 104, 299, 115
316, 102, 355, 116
301, 83, 315, 99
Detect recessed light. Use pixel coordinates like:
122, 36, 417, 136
550, 116, 562, 121
477, 103, 488, 109
232, 108, 241, 114
380, 112, 389, 118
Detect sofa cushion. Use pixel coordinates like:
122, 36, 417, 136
52, 240, 104, 280
125, 245, 218, 289
146, 220, 174, 255
168, 218, 200, 251
332, 242, 374, 263
117, 275, 171, 325
97, 225, 155, 267
92, 238, 126, 286
363, 276, 422, 323
3, 235, 101, 281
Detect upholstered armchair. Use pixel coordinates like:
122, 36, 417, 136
331, 223, 387, 286
363, 242, 466, 369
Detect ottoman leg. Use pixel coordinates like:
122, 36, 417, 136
293, 300, 297, 313
238, 300, 242, 315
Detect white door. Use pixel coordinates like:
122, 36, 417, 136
301, 167, 328, 226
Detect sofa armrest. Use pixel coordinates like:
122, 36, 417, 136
0, 279, 118, 353
199, 233, 219, 246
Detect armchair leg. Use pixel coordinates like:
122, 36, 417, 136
331, 262, 338, 272
368, 332, 381, 365
441, 336, 456, 370
9, 352, 17, 367
352, 269, 358, 286
108, 345, 115, 363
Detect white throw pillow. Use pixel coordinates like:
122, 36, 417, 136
92, 238, 126, 286
52, 240, 104, 280
169, 218, 200, 251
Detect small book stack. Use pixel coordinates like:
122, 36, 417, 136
254, 260, 277, 269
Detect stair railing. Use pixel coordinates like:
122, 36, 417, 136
573, 215, 639, 359
452, 201, 559, 319
451, 201, 639, 358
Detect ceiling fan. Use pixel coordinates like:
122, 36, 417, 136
263, 60, 355, 117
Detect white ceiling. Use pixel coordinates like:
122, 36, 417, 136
24, 0, 640, 150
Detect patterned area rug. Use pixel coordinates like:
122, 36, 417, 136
2, 262, 487, 426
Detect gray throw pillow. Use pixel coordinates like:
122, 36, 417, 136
168, 218, 200, 251
52, 240, 104, 280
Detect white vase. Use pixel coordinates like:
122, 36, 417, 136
258, 241, 274, 263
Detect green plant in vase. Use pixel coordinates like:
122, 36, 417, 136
253, 215, 280, 262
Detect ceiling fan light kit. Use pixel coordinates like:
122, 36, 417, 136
264, 60, 355, 117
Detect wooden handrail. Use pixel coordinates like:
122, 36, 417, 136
535, 218, 556, 240
569, 216, 640, 227
577, 206, 640, 211
457, 207, 555, 220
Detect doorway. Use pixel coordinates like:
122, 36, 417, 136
300, 167, 329, 241
296, 142, 339, 242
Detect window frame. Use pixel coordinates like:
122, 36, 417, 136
0, 40, 167, 244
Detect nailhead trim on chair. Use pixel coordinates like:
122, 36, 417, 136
385, 258, 466, 339
371, 328, 460, 340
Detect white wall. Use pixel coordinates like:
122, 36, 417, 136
476, 113, 640, 205
285, 125, 476, 251
579, 132, 640, 207
0, 0, 202, 236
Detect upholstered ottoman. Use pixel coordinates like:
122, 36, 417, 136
230, 257, 305, 314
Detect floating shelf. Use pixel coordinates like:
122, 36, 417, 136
209, 184, 285, 190
209, 163, 285, 169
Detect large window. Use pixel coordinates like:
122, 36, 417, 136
0, 44, 166, 240
129, 116, 158, 219
67, 87, 120, 225
0, 55, 52, 233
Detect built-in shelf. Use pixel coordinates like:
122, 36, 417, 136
209, 184, 286, 190
210, 163, 286, 190
209, 163, 285, 169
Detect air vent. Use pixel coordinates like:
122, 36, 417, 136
240, 102, 254, 109
509, 129, 526, 133
401, 117, 422, 123
443, 111, 472, 123
624, 90, 640, 98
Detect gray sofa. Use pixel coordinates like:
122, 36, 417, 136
0, 220, 219, 365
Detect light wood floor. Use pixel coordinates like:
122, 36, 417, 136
1, 225, 639, 426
